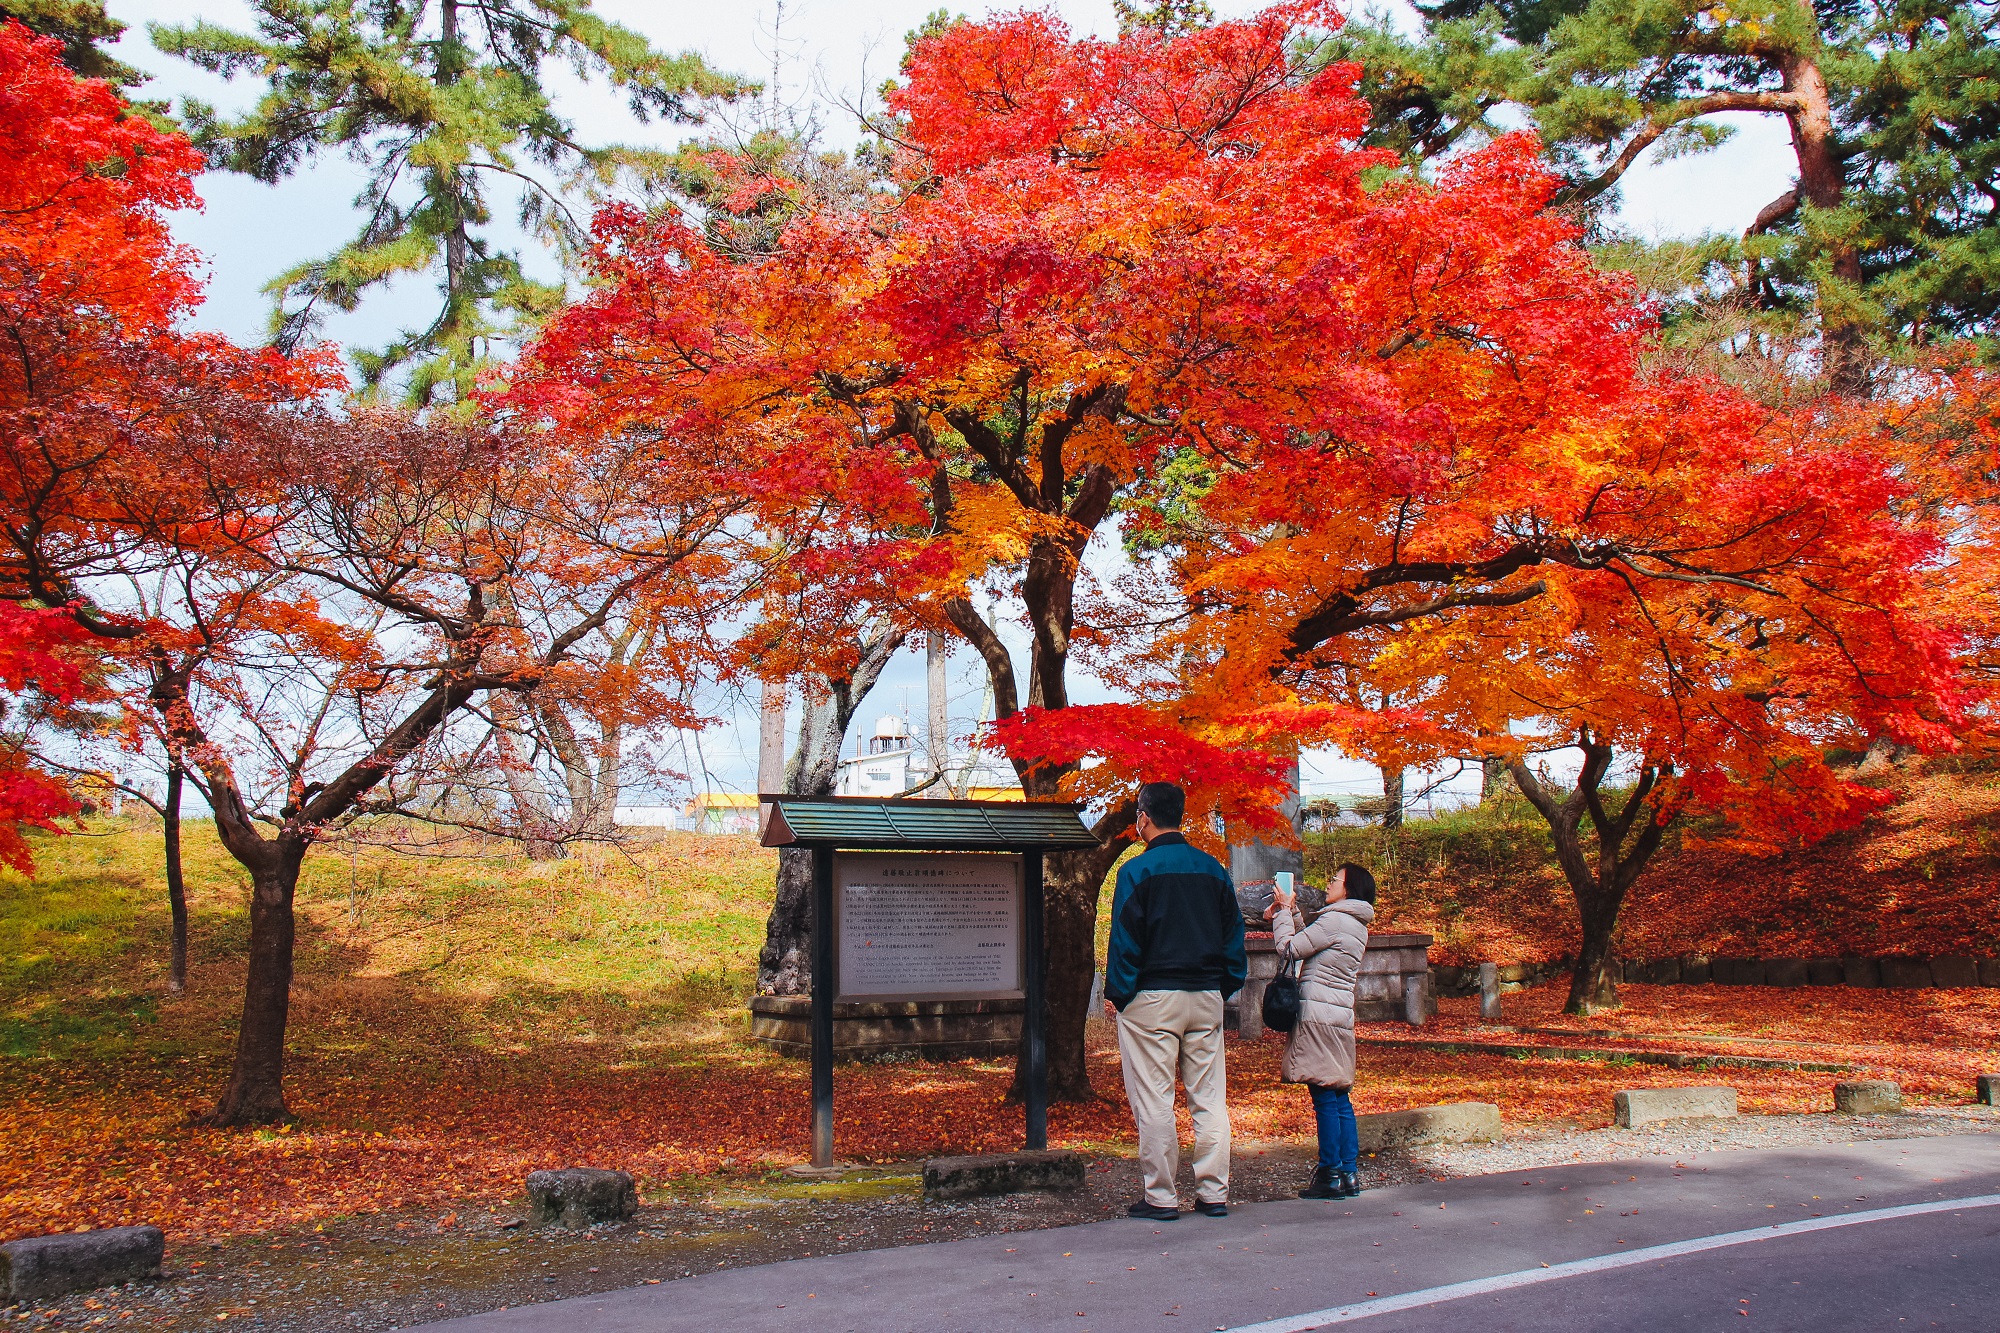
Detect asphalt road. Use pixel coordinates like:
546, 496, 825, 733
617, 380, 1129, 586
421, 1133, 2000, 1332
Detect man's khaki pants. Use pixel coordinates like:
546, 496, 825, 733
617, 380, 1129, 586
1117, 989, 1230, 1208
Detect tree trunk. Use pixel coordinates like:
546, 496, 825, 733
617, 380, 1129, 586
438, 0, 467, 302
1028, 839, 1127, 1102
1479, 755, 1509, 803
1381, 765, 1405, 829
1778, 13, 1868, 395
1508, 744, 1670, 1017
759, 847, 814, 996
1568, 897, 1622, 1014
755, 625, 904, 995
199, 850, 301, 1125
164, 763, 187, 994
490, 693, 566, 860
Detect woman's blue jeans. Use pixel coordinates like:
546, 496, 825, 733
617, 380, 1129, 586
1309, 1084, 1358, 1172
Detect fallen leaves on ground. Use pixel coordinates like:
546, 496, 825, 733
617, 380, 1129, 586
6, 983, 1993, 1244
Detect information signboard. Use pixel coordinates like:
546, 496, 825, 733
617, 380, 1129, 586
834, 851, 1022, 1001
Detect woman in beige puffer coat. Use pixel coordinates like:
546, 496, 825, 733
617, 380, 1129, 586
1266, 862, 1376, 1200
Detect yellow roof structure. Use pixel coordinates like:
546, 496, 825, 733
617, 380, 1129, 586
684, 791, 761, 813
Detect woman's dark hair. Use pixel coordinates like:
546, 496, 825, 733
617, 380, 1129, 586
1339, 862, 1377, 904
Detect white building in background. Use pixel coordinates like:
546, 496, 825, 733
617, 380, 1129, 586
835, 715, 1023, 800
612, 801, 681, 827
836, 715, 918, 796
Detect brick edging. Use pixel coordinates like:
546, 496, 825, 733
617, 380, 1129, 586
1357, 1035, 1857, 1074
1430, 954, 2000, 996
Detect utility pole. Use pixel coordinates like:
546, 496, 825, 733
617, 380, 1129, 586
927, 633, 949, 796
758, 679, 787, 833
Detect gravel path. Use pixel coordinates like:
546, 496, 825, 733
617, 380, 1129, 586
6, 1108, 1993, 1330
1366, 1105, 1998, 1186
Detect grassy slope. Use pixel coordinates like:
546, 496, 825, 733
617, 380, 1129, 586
1, 817, 779, 1065
1307, 759, 2000, 965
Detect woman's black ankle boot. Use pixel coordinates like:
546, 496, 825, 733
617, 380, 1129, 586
1299, 1165, 1341, 1199
1339, 1170, 1363, 1197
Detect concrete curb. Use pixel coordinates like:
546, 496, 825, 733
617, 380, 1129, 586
1613, 1086, 1738, 1128
1357, 1102, 1502, 1152
0, 1226, 163, 1301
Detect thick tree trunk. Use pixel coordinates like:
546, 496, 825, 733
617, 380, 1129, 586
200, 851, 301, 1125
1479, 755, 1509, 803
1022, 840, 1127, 1103
1779, 15, 1868, 395
164, 764, 187, 994
1381, 765, 1405, 829
1568, 896, 1622, 1014
758, 848, 814, 996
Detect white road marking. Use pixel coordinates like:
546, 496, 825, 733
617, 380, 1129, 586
1223, 1192, 2000, 1332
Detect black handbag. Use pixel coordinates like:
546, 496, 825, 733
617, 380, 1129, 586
1261, 957, 1303, 1034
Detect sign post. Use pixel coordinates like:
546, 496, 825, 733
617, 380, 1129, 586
1023, 849, 1047, 1150
810, 844, 835, 1168
763, 796, 1100, 1169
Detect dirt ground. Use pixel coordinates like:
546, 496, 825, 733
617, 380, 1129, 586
11, 1107, 1995, 1331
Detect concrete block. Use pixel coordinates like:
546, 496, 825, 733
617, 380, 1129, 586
1834, 1080, 1903, 1115
1980, 959, 2000, 988
1806, 957, 1844, 986
1612, 1086, 1738, 1128
1681, 956, 1711, 985
1841, 956, 1880, 988
923, 1150, 1086, 1201
1976, 1074, 1998, 1106
525, 1168, 637, 1227
1356, 1102, 1502, 1153
1879, 957, 1933, 989
1929, 956, 1980, 989
1765, 958, 1810, 988
0, 1226, 164, 1301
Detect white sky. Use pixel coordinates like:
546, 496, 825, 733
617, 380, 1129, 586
107, 0, 1801, 808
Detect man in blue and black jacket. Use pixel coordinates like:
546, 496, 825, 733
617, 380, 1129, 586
1103, 781, 1247, 1220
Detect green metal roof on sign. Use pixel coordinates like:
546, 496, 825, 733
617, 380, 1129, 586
759, 795, 1101, 851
